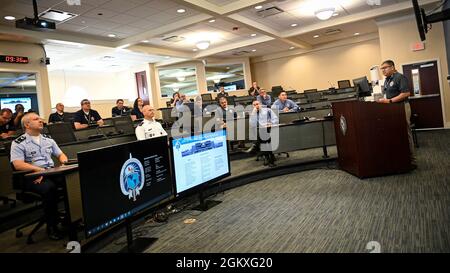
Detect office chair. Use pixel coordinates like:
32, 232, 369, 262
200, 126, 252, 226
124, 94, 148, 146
0, 195, 16, 208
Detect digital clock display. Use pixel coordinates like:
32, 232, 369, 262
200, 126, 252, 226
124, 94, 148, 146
0, 55, 29, 64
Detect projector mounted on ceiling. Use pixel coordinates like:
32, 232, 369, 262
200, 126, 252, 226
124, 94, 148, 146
15, 0, 56, 32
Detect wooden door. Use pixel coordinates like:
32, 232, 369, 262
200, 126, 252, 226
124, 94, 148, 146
135, 71, 149, 105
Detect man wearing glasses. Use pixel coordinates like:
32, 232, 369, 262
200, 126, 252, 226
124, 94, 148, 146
0, 108, 16, 139
377, 60, 416, 167
73, 99, 104, 130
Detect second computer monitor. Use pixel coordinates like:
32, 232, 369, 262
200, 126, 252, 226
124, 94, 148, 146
353, 76, 373, 97
337, 80, 351, 89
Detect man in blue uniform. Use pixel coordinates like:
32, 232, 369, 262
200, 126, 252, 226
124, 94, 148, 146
249, 100, 279, 167
377, 60, 417, 167
256, 88, 272, 107
271, 91, 299, 112
10, 112, 68, 240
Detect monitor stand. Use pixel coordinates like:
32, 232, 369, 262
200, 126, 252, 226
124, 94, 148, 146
191, 191, 222, 212
119, 218, 157, 253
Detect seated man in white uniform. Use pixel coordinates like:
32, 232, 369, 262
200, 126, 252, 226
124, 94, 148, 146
135, 105, 167, 140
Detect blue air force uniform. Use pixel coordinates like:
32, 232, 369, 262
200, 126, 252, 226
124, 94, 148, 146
10, 133, 64, 229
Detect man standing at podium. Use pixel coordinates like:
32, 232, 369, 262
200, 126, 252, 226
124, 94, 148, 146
377, 60, 416, 167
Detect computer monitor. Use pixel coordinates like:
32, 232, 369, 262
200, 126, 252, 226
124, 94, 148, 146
304, 91, 322, 102
224, 85, 237, 92
337, 80, 351, 89
353, 76, 373, 97
271, 86, 284, 98
46, 122, 77, 145
0, 97, 32, 112
78, 136, 173, 239
171, 129, 230, 210
112, 116, 135, 135
201, 93, 213, 101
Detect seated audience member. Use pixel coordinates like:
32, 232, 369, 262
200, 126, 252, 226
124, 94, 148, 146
216, 86, 229, 100
170, 92, 180, 107
0, 108, 16, 139
12, 104, 25, 130
131, 98, 145, 121
135, 105, 167, 140
249, 100, 279, 167
256, 88, 272, 107
271, 91, 299, 113
215, 97, 237, 127
48, 103, 69, 123
73, 99, 104, 129
111, 99, 130, 117
10, 112, 68, 240
248, 81, 261, 97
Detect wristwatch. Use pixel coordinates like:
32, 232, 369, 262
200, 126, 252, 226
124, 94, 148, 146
389, 99, 392, 103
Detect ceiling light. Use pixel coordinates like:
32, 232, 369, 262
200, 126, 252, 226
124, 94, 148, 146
354, 32, 360, 36
251, 49, 256, 52
332, 12, 339, 17
255, 6, 263, 10
173, 88, 180, 92
315, 8, 335, 20
177, 76, 185, 82
107, 33, 116, 38
313, 34, 320, 38
192, 48, 198, 52
196, 40, 210, 50
251, 33, 257, 37
142, 40, 150, 43
289, 47, 295, 50
177, 9, 186, 13
164, 56, 171, 59
209, 19, 215, 23
290, 23, 298, 27
213, 79, 221, 84
4, 16, 16, 21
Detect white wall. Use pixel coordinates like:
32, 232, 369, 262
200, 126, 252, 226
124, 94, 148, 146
48, 64, 150, 118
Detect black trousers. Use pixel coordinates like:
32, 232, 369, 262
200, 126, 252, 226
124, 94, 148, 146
24, 177, 60, 229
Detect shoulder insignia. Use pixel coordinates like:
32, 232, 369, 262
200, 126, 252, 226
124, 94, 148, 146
14, 134, 26, 144
42, 134, 52, 139
138, 121, 144, 126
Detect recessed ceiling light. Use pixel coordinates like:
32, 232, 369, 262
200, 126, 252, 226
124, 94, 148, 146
196, 40, 210, 50
209, 19, 215, 23
354, 32, 360, 36
177, 9, 186, 13
289, 47, 295, 50
251, 49, 256, 52
107, 33, 116, 38
226, 67, 230, 69
291, 23, 298, 27
4, 16, 16, 21
255, 5, 263, 10
193, 48, 198, 52
313, 35, 320, 38
332, 12, 339, 17
251, 33, 257, 37
142, 40, 150, 43
165, 56, 171, 59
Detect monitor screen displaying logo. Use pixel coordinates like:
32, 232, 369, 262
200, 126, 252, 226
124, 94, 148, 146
120, 154, 145, 201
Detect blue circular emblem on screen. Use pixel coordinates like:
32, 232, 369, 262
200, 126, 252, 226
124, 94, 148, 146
119, 154, 145, 201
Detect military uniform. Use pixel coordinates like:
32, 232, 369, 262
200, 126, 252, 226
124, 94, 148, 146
271, 99, 299, 112
383, 72, 416, 165
10, 133, 64, 229
135, 119, 167, 140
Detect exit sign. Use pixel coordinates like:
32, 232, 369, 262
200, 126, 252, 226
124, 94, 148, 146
411, 42, 425, 51
0, 55, 29, 64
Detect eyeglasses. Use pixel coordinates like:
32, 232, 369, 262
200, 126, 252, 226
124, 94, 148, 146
380, 65, 392, 70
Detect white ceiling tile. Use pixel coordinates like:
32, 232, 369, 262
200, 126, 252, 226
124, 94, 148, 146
51, 2, 97, 15
83, 8, 119, 19
108, 13, 141, 24
125, 6, 162, 18
99, 0, 142, 13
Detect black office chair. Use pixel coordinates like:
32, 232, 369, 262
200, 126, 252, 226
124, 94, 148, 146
411, 113, 419, 148
4, 142, 64, 244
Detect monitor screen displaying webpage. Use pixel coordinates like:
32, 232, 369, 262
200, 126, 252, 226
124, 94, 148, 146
0, 97, 32, 112
171, 130, 230, 195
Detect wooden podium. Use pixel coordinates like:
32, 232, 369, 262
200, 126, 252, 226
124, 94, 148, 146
332, 101, 411, 178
